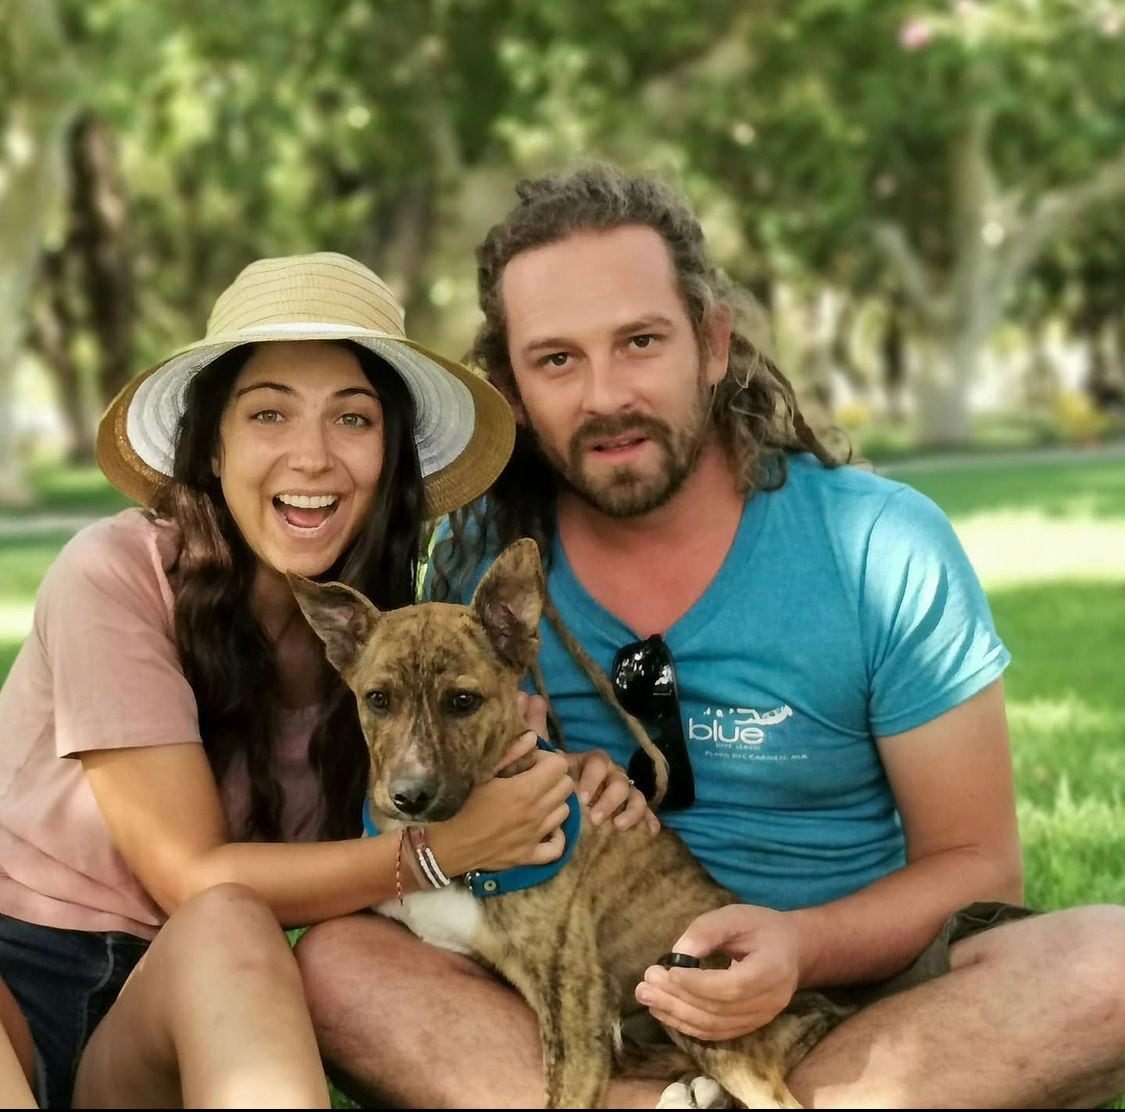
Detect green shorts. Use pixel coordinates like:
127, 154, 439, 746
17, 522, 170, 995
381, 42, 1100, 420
829, 900, 1038, 1009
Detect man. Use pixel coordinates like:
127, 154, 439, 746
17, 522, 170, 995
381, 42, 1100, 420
296, 165, 1125, 1108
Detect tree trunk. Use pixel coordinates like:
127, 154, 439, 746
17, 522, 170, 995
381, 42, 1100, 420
881, 295, 907, 424
69, 112, 134, 404
914, 327, 979, 445
1025, 321, 1059, 410
28, 250, 98, 463
0, 0, 77, 503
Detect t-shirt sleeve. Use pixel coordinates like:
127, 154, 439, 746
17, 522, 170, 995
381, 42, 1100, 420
862, 486, 1010, 737
36, 519, 202, 758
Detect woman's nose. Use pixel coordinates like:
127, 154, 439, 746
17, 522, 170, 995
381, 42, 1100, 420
287, 418, 332, 472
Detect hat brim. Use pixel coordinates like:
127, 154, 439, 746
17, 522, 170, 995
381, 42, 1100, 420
96, 328, 514, 520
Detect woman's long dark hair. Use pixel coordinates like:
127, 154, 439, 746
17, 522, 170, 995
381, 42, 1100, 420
150, 339, 425, 840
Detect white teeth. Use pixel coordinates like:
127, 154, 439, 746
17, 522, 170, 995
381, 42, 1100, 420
276, 494, 339, 509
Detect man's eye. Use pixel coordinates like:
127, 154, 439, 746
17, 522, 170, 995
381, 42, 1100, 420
251, 410, 284, 423
445, 691, 483, 716
541, 352, 569, 368
338, 413, 372, 428
631, 334, 658, 349
365, 690, 390, 712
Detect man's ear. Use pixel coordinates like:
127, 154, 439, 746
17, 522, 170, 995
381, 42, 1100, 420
471, 538, 544, 669
702, 304, 733, 387
288, 573, 381, 677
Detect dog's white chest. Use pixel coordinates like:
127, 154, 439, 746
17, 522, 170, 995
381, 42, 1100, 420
375, 884, 483, 956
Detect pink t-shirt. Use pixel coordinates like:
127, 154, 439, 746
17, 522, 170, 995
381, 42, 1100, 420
0, 509, 324, 939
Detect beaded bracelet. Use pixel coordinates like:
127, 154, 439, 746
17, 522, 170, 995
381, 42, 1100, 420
406, 825, 452, 890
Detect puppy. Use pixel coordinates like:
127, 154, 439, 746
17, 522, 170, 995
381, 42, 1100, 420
290, 540, 849, 1109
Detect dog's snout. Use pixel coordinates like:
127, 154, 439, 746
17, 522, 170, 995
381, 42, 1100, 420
390, 775, 439, 817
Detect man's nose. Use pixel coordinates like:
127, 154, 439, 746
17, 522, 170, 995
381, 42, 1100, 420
580, 352, 632, 415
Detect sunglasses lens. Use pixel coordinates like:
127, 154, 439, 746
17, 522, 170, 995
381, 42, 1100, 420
613, 636, 695, 811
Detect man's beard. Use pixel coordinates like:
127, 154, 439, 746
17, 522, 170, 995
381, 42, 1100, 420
533, 386, 712, 519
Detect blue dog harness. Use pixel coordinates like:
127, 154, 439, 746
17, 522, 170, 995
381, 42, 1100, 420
361, 738, 582, 899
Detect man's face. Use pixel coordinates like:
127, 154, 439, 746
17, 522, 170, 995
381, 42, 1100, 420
500, 226, 729, 518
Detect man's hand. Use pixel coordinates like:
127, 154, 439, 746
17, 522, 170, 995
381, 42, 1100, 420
635, 905, 801, 1040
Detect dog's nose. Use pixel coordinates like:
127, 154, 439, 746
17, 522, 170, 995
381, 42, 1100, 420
390, 776, 439, 817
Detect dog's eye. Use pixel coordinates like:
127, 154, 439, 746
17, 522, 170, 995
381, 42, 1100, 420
365, 690, 390, 712
445, 691, 482, 716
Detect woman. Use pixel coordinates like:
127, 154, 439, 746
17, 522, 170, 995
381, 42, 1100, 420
0, 252, 648, 1107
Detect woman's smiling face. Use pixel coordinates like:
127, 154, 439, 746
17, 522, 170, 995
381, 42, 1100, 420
215, 341, 386, 580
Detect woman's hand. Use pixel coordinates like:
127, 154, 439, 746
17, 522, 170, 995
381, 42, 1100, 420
567, 749, 660, 834
426, 693, 570, 877
429, 741, 573, 875
634, 905, 801, 1040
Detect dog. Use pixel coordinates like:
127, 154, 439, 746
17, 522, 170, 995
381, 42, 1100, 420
290, 539, 850, 1109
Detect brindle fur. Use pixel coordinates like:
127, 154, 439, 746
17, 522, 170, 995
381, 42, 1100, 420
290, 540, 851, 1109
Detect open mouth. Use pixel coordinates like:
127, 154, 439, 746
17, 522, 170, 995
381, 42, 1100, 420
590, 435, 649, 458
272, 493, 340, 534
589, 429, 652, 456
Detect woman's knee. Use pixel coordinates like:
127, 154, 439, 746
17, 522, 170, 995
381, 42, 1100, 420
158, 883, 291, 972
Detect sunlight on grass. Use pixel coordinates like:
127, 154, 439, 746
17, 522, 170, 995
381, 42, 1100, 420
1006, 693, 1125, 810
1020, 782, 1125, 909
953, 512, 1125, 587
0, 604, 35, 640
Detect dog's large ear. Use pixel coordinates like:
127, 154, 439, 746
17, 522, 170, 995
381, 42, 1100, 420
288, 573, 381, 677
471, 539, 544, 670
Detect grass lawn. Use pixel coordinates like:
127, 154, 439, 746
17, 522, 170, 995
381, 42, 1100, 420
1, 455, 1122, 1105
882, 452, 1125, 911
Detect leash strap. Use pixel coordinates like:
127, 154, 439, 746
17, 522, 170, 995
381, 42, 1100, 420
361, 738, 580, 899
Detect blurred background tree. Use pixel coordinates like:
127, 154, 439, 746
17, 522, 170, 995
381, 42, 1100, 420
3, 0, 1124, 483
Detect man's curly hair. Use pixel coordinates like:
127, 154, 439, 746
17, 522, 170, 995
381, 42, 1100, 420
431, 162, 843, 601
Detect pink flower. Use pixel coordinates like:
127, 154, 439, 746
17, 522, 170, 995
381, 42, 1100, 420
899, 18, 934, 50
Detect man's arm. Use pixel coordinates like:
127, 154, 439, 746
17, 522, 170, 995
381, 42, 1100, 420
635, 679, 1022, 1039
791, 676, 1022, 987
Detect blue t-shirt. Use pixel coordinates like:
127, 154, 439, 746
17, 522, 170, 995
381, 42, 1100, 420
430, 454, 1009, 911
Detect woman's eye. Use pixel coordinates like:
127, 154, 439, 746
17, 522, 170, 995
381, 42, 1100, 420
338, 413, 372, 428
251, 410, 284, 424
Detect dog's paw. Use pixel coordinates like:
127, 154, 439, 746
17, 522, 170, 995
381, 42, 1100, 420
656, 1075, 731, 1109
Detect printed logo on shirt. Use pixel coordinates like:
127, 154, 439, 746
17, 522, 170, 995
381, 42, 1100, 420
688, 704, 794, 748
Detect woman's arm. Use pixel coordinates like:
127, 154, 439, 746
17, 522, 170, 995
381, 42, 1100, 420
80, 736, 575, 927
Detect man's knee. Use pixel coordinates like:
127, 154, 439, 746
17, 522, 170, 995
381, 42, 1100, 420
1055, 905, 1125, 1031
971, 903, 1125, 1030
295, 915, 479, 1016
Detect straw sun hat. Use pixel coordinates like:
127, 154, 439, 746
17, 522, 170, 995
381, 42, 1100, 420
96, 252, 514, 518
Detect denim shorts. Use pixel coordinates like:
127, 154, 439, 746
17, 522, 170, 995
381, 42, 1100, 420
0, 913, 149, 1108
